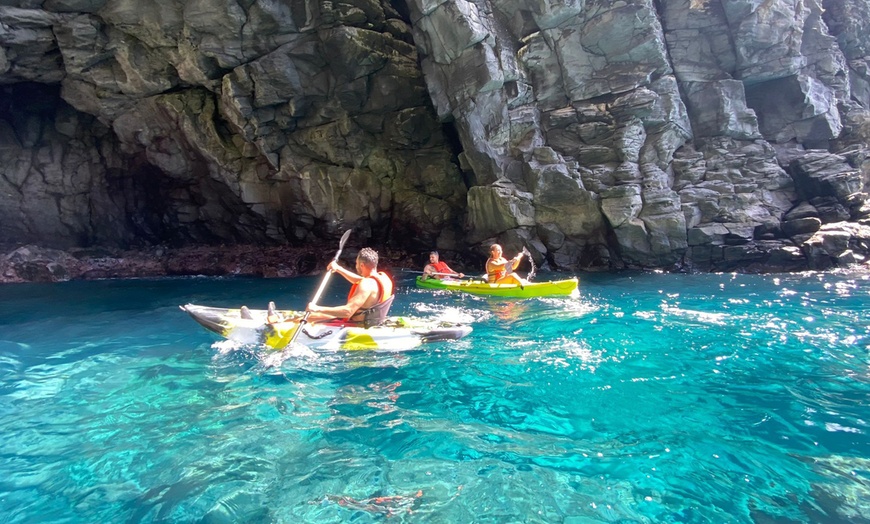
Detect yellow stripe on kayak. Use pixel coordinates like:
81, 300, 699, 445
341, 329, 379, 350
262, 322, 300, 349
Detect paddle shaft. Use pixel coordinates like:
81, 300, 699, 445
288, 229, 352, 346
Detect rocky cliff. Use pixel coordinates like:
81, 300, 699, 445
2, 0, 870, 278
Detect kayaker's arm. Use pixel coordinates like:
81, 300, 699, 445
487, 256, 518, 274
443, 263, 464, 278
486, 251, 526, 286
306, 278, 376, 321
329, 260, 363, 284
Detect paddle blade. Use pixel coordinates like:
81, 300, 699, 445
522, 247, 537, 281
336, 229, 351, 257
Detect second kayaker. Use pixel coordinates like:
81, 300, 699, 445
422, 251, 464, 280
486, 244, 527, 286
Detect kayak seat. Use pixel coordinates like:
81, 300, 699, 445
362, 295, 395, 328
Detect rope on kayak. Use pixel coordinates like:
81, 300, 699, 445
522, 247, 536, 282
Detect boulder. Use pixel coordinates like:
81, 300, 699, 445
783, 217, 822, 237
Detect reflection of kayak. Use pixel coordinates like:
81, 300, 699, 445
180, 304, 472, 351
415, 276, 579, 298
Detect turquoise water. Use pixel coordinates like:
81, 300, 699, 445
0, 271, 868, 523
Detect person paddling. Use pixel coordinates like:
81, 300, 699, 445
486, 243, 527, 286
422, 251, 464, 280
304, 247, 394, 326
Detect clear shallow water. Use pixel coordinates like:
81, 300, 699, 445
0, 271, 868, 523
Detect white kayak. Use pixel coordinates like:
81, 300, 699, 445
180, 304, 473, 351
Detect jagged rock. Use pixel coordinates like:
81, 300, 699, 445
783, 217, 822, 237
681, 80, 760, 140
601, 185, 642, 229
688, 223, 730, 247
801, 221, 870, 269
791, 151, 864, 200
465, 183, 535, 244
3, 245, 80, 282
634, 186, 688, 266
2, 0, 870, 279
528, 160, 604, 238
784, 201, 820, 221
810, 196, 851, 223
765, 245, 807, 271
837, 249, 859, 265
0, 242, 405, 283
746, 75, 843, 145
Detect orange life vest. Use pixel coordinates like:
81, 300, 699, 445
431, 261, 451, 274
486, 258, 505, 283
346, 271, 393, 322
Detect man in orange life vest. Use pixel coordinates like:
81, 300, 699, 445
305, 247, 393, 324
422, 251, 464, 280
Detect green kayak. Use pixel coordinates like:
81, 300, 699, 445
415, 276, 579, 298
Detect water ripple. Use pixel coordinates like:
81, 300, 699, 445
0, 272, 868, 522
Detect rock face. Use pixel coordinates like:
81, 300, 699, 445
1, 0, 870, 276
1, 0, 468, 254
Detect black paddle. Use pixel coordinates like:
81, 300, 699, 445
427, 271, 469, 279
401, 269, 473, 279
287, 228, 352, 347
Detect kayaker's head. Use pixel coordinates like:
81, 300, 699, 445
429, 251, 439, 264
489, 244, 503, 258
356, 247, 379, 276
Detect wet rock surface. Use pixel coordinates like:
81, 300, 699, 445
0, 243, 419, 283
3, 234, 869, 284
0, 232, 465, 283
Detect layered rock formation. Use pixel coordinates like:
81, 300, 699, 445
2, 0, 870, 279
